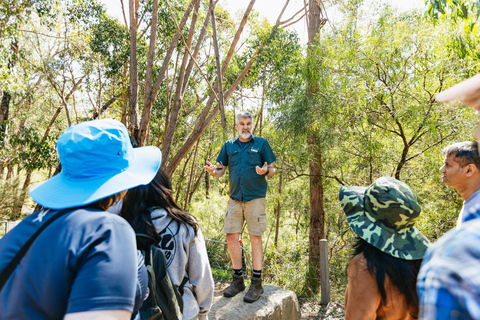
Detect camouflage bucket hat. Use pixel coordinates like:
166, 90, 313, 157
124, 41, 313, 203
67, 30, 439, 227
339, 177, 431, 260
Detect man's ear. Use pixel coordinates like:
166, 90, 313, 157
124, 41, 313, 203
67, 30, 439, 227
465, 163, 478, 176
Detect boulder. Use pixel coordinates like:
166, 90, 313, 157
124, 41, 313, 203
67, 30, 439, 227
210, 284, 300, 320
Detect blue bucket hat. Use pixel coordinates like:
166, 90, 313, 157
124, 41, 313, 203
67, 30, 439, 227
29, 119, 162, 209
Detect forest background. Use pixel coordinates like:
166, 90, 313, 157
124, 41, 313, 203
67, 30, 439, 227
1, 0, 480, 308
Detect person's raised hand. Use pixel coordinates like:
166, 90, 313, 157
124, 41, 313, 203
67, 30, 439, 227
204, 161, 216, 175
256, 162, 269, 175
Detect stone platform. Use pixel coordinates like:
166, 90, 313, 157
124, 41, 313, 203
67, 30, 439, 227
210, 284, 300, 320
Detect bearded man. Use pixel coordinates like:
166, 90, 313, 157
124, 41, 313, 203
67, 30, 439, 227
204, 111, 276, 303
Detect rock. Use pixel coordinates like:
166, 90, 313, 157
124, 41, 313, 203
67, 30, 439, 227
210, 284, 301, 320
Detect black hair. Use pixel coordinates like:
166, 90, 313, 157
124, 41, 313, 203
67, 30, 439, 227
442, 141, 480, 169
120, 169, 198, 248
351, 236, 422, 311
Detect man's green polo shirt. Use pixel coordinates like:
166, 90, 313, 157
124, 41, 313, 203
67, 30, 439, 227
216, 135, 276, 202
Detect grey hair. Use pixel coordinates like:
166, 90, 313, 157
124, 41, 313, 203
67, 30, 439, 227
236, 111, 253, 123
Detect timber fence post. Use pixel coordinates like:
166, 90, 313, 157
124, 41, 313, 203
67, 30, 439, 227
319, 239, 330, 305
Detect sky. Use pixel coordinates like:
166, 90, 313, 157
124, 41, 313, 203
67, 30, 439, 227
99, 0, 425, 44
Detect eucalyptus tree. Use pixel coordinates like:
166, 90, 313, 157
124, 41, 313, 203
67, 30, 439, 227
120, 0, 300, 178
270, 1, 479, 296
0, 0, 125, 214
319, 7, 477, 181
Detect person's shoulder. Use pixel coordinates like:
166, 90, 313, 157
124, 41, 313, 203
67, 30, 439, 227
252, 136, 268, 143
350, 252, 368, 267
428, 220, 480, 259
224, 137, 238, 145
173, 217, 198, 242
348, 253, 369, 275
68, 207, 132, 230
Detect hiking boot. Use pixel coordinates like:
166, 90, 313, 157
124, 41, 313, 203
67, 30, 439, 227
243, 277, 264, 303
223, 275, 246, 298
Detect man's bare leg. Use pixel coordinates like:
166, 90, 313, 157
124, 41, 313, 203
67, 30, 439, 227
226, 232, 242, 269
249, 234, 263, 270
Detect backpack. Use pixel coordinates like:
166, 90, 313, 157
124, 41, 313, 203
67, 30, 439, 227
136, 233, 188, 320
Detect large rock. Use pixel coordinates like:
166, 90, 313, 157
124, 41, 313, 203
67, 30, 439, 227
210, 284, 300, 320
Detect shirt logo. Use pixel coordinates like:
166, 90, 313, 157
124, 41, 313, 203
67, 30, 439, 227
250, 148, 258, 153
33, 209, 50, 223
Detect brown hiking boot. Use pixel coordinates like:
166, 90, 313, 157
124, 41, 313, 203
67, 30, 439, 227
223, 274, 246, 298
243, 277, 264, 303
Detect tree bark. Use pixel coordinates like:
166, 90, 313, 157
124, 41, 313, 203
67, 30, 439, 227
306, 0, 325, 294
162, 0, 201, 165
210, 0, 226, 129
139, 0, 199, 147
0, 91, 11, 132
184, 138, 200, 210
136, 0, 160, 144
128, 0, 140, 139
274, 154, 284, 247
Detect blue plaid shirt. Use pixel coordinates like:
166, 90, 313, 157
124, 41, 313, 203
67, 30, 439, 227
417, 205, 480, 320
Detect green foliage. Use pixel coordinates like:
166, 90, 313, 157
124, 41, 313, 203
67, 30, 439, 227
0, 176, 25, 220
4, 0, 480, 306
90, 15, 130, 78
424, 0, 480, 61
211, 267, 231, 281
425, 0, 480, 25
0, 121, 58, 172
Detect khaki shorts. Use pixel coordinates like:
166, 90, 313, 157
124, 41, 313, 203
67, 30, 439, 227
222, 198, 267, 236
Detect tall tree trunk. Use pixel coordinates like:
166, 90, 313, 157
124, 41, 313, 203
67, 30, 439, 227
0, 90, 11, 178
139, 0, 199, 147
184, 138, 200, 210
274, 154, 284, 247
210, 0, 226, 129
306, 0, 325, 294
13, 171, 32, 218
0, 91, 11, 131
161, 0, 201, 161
128, 0, 140, 139
175, 151, 193, 203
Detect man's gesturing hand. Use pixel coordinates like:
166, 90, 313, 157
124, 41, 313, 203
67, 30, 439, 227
204, 161, 217, 175
256, 162, 269, 175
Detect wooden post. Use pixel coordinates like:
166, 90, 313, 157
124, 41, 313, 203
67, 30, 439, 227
319, 239, 330, 305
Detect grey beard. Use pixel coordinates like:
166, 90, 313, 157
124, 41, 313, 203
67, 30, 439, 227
240, 132, 251, 140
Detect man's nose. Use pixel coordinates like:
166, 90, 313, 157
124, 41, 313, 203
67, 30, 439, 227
439, 165, 446, 172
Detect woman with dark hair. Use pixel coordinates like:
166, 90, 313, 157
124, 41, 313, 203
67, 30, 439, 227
339, 177, 431, 319
121, 169, 214, 320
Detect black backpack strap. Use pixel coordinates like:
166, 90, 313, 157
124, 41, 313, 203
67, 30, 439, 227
0, 208, 71, 292
136, 233, 158, 244
178, 276, 189, 296
137, 232, 189, 296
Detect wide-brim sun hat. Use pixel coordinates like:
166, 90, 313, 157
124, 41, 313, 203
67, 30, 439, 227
29, 119, 162, 209
339, 176, 431, 260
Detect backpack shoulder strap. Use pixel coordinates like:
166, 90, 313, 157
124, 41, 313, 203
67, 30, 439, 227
178, 275, 188, 296
136, 233, 158, 244
0, 208, 71, 292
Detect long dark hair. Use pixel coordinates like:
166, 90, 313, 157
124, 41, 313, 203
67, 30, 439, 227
351, 236, 422, 311
120, 169, 198, 247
